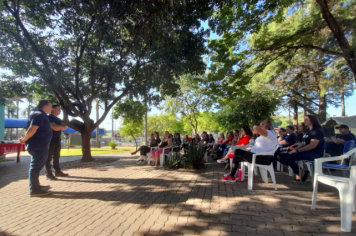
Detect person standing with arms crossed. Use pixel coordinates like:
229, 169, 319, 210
20, 100, 53, 197
45, 105, 68, 180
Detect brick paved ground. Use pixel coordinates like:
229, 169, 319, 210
0, 153, 355, 236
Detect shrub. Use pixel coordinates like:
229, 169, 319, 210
184, 143, 207, 169
108, 140, 117, 149
168, 152, 182, 169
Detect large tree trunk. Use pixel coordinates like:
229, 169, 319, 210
318, 94, 327, 123
292, 101, 298, 128
81, 130, 94, 162
316, 0, 356, 85
341, 89, 345, 117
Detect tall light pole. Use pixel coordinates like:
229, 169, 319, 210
112, 109, 114, 138
96, 100, 100, 148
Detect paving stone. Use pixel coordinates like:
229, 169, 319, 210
0, 153, 353, 236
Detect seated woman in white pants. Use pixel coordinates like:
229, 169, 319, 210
222, 120, 278, 182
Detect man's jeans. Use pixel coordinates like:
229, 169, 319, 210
27, 145, 49, 193
46, 142, 62, 173
279, 151, 321, 175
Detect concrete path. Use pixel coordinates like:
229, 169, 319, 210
0, 153, 355, 236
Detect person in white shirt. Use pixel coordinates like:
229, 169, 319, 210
222, 120, 278, 182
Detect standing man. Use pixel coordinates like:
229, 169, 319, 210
20, 100, 53, 197
46, 105, 68, 180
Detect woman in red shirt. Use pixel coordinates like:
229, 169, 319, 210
217, 126, 253, 163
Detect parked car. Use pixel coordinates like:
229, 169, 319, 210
115, 141, 122, 146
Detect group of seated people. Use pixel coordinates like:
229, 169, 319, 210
130, 115, 355, 183
218, 116, 355, 183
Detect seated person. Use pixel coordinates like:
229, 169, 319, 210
150, 131, 172, 165
192, 133, 201, 144
172, 133, 182, 146
207, 134, 215, 146
294, 122, 307, 147
217, 125, 253, 163
277, 128, 287, 146
278, 115, 324, 182
274, 125, 297, 167
222, 130, 240, 156
278, 125, 297, 148
222, 120, 278, 182
172, 133, 182, 152
200, 131, 209, 145
212, 132, 233, 159
210, 133, 225, 152
135, 132, 161, 164
325, 124, 356, 157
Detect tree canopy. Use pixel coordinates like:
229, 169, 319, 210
0, 0, 215, 160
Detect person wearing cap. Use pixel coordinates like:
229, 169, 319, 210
325, 124, 356, 157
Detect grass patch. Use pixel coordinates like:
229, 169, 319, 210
61, 146, 136, 157
0, 159, 14, 162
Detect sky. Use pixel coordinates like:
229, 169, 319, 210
2, 20, 356, 131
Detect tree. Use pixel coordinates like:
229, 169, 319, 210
208, 0, 356, 90
0, 0, 213, 161
164, 74, 210, 134
119, 119, 143, 151
146, 114, 186, 137
113, 100, 147, 150
214, 92, 280, 133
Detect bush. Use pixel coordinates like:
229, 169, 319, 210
168, 152, 182, 169
184, 143, 207, 169
108, 140, 117, 149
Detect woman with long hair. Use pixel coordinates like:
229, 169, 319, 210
217, 125, 253, 163
134, 132, 161, 164
222, 120, 278, 182
278, 115, 324, 182
150, 131, 172, 165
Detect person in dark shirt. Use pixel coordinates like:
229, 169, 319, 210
45, 105, 67, 180
200, 131, 209, 145
279, 115, 324, 182
294, 122, 308, 147
134, 132, 161, 164
277, 128, 287, 148
20, 100, 53, 197
278, 125, 297, 148
325, 124, 356, 156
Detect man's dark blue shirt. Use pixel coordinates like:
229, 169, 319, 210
326, 132, 356, 156
26, 109, 52, 149
48, 114, 63, 143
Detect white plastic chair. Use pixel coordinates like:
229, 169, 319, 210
159, 146, 172, 167
311, 148, 356, 232
241, 145, 279, 190
146, 146, 159, 165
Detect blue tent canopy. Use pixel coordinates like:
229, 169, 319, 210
4, 119, 104, 135
63, 127, 105, 135
4, 118, 28, 128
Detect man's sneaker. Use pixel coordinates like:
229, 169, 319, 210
223, 172, 231, 177
30, 189, 52, 197
40, 185, 51, 190
222, 175, 236, 182
55, 171, 69, 177
46, 174, 58, 181
217, 158, 227, 163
